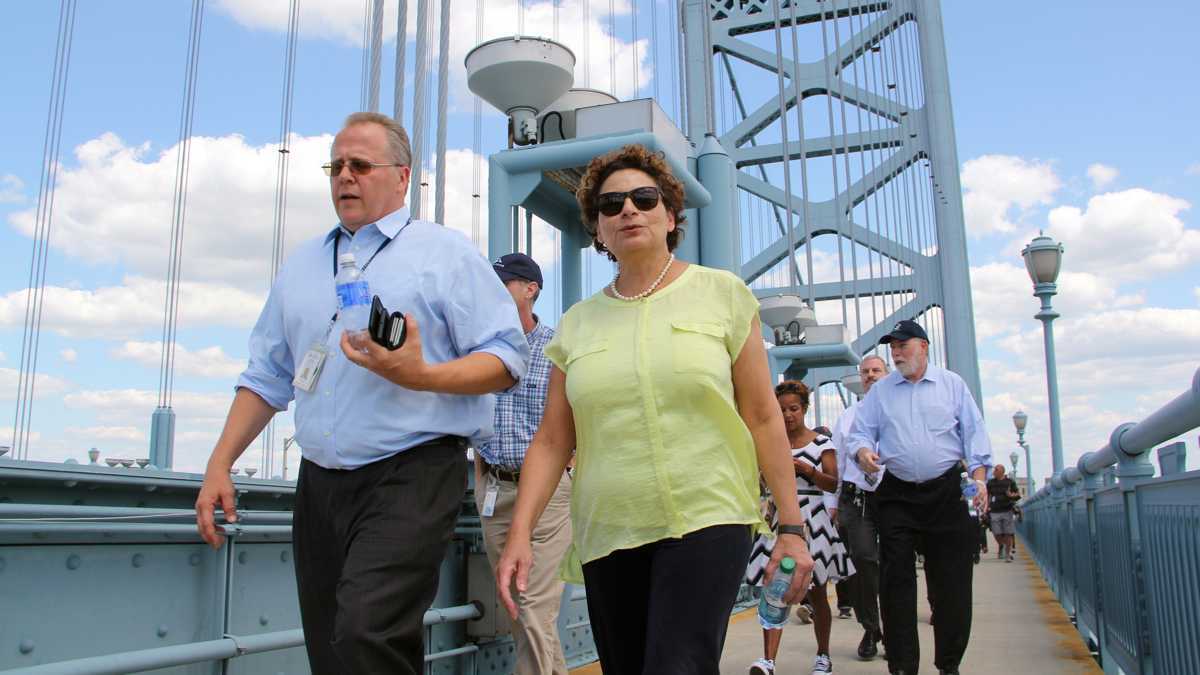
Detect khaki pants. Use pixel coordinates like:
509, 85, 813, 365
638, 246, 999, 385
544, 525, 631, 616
475, 464, 573, 675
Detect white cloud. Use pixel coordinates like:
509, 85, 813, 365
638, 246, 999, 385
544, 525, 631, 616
1195, 287, 1200, 304
1187, 163, 1200, 176
969, 262, 1143, 340
0, 367, 72, 400
0, 276, 264, 340
7, 132, 335, 285
63, 425, 145, 442
0, 174, 25, 203
1086, 163, 1118, 189
1046, 188, 1198, 281
215, 0, 651, 102
961, 155, 1061, 236
63, 388, 233, 423
60, 348, 78, 364
111, 341, 246, 379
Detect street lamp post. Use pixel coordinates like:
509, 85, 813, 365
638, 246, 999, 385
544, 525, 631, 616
1009, 451, 1019, 475
1013, 410, 1033, 494
1021, 234, 1065, 476
282, 436, 296, 481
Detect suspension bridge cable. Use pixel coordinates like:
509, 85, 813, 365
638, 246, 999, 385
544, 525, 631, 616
784, 1, 816, 310
631, 0, 639, 97
394, 0, 409, 124
582, 0, 590, 87
817, 1, 851, 332
360, 0, 369, 110
471, 0, 483, 249
553, 0, 560, 41
13, 0, 77, 460
769, 1, 798, 294
409, 0, 431, 218
671, 0, 684, 126
608, 0, 616, 95
368, 0, 385, 111
887, 4, 922, 336
434, 0, 451, 225
650, 0, 659, 102
829, 0, 865, 341
869, 13, 899, 322
158, 0, 206, 412
846, 0, 881, 335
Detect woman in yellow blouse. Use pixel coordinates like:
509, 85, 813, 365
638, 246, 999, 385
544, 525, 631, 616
496, 144, 813, 674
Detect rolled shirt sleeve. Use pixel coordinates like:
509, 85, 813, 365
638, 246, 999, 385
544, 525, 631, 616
846, 390, 881, 461
236, 280, 295, 412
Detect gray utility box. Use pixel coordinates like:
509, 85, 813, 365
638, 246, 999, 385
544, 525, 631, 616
467, 551, 513, 638
575, 98, 693, 166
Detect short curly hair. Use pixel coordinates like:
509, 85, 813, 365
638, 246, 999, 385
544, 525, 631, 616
774, 380, 811, 408
575, 144, 687, 261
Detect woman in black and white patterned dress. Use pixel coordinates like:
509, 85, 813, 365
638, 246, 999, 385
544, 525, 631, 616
745, 380, 855, 675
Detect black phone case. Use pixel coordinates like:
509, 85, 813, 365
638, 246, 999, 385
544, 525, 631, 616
368, 295, 407, 350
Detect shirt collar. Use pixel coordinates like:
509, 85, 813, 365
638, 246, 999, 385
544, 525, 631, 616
324, 206, 412, 244
886, 363, 940, 387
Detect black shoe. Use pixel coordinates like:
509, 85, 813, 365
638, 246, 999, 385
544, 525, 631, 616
857, 628, 879, 659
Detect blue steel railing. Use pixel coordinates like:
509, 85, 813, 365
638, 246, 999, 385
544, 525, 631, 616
1018, 366, 1200, 675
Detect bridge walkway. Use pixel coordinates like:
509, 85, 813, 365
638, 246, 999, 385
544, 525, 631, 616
573, 543, 1097, 674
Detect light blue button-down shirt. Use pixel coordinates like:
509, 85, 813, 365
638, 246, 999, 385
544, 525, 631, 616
236, 207, 530, 470
832, 400, 883, 496
846, 364, 992, 483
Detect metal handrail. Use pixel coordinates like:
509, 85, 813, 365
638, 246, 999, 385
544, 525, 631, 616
5, 604, 483, 675
1024, 366, 1200, 502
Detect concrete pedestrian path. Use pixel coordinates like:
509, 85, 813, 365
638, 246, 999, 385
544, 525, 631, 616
718, 545, 1100, 674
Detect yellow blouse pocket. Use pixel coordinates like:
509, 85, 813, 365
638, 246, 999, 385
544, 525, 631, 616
566, 339, 608, 365
671, 321, 729, 375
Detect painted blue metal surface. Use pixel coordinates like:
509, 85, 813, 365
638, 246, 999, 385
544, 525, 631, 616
1018, 366, 1200, 674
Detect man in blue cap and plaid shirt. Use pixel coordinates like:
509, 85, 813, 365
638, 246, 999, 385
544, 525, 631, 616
475, 253, 572, 674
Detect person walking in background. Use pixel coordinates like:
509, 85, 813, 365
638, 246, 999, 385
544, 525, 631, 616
194, 112, 529, 674
475, 253, 572, 674
849, 320, 992, 675
747, 381, 854, 675
831, 354, 889, 660
986, 464, 1021, 562
494, 144, 813, 675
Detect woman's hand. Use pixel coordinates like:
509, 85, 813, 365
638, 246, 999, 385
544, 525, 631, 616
764, 532, 815, 605
495, 533, 534, 620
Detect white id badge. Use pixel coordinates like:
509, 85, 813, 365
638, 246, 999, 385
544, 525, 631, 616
293, 343, 328, 392
481, 474, 499, 517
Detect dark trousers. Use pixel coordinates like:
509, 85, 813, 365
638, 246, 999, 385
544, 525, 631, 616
875, 467, 975, 674
581, 524, 752, 675
293, 437, 467, 675
839, 488, 881, 634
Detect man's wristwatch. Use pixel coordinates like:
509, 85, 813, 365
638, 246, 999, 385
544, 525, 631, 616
778, 524, 807, 538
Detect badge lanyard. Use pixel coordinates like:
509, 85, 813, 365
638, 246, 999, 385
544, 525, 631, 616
293, 220, 410, 393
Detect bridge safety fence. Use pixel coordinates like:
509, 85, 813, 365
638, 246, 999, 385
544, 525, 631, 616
1017, 366, 1200, 675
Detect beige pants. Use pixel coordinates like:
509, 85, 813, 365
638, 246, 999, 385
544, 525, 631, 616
475, 463, 573, 675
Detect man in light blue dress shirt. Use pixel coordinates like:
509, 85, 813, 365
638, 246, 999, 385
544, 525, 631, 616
194, 112, 529, 675
848, 320, 992, 675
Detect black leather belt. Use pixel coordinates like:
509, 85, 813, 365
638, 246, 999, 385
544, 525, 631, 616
485, 462, 521, 483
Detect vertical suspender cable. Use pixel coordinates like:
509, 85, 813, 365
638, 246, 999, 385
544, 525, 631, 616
553, 0, 560, 41
518, 0, 525, 35
394, 0, 409, 124
817, 2, 849, 331
360, 0, 370, 110
650, 0, 659, 102
888, 5, 921, 333
829, 0, 864, 341
434, 0, 451, 225
608, 0, 617, 95
409, 0, 431, 218
368, 0, 385, 111
582, 0, 591, 87
870, 12, 899, 322
769, 1, 798, 294
847, 1, 880, 335
672, 0, 685, 127
159, 0, 206, 411
471, 0, 483, 249
12, 0, 77, 459
631, 0, 639, 96
785, 1, 815, 310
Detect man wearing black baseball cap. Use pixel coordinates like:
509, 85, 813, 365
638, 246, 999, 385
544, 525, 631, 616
846, 319, 993, 675
476, 252, 572, 674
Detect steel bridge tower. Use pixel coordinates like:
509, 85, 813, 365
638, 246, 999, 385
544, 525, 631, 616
685, 0, 981, 404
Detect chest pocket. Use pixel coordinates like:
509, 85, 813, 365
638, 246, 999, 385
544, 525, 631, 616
670, 321, 729, 375
923, 402, 958, 435
563, 339, 611, 406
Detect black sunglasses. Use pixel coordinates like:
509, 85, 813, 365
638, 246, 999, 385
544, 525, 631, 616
596, 186, 662, 217
322, 159, 403, 177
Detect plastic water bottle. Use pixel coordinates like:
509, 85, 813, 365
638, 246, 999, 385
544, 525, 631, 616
335, 252, 371, 351
757, 556, 796, 629
960, 471, 979, 502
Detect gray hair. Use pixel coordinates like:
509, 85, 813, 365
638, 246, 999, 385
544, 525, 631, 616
861, 354, 889, 371
343, 112, 412, 167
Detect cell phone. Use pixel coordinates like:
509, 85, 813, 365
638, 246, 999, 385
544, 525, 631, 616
368, 295, 407, 350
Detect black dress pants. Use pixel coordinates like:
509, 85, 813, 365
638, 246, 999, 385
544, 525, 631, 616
874, 467, 975, 674
839, 488, 881, 635
580, 524, 752, 675
293, 437, 468, 675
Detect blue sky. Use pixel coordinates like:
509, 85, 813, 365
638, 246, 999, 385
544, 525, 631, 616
1, 1, 1196, 483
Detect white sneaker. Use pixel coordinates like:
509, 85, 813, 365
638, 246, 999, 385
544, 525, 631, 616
812, 653, 833, 674
749, 657, 775, 675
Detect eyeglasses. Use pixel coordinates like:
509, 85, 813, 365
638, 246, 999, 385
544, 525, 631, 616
596, 186, 662, 217
322, 159, 404, 177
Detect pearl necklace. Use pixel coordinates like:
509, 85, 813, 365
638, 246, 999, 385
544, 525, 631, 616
610, 254, 675, 301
